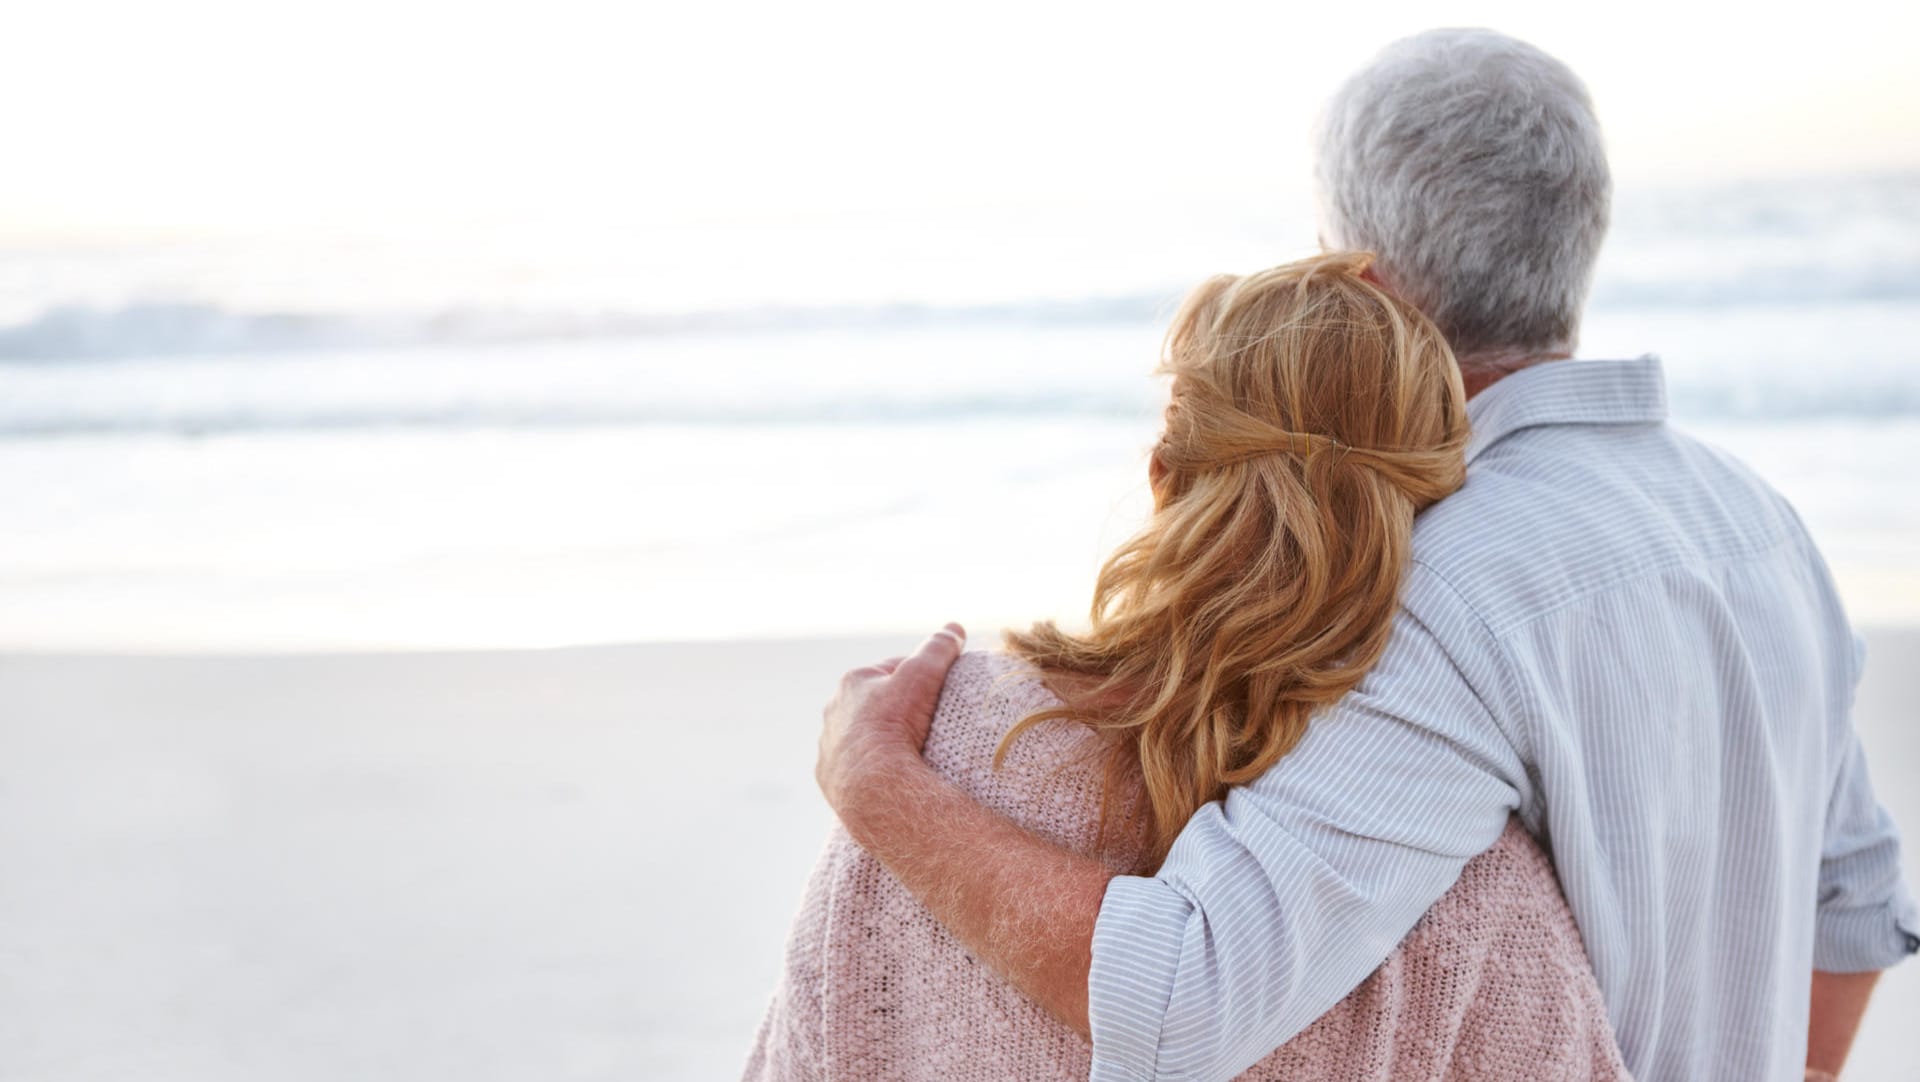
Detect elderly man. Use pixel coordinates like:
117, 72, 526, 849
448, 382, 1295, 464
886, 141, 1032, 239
813, 28, 1917, 1082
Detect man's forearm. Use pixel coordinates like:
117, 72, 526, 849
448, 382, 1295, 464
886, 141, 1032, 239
1807, 969, 1878, 1078
840, 749, 1114, 1037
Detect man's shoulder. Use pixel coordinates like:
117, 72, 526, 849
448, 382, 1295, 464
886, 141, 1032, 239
1404, 420, 1808, 639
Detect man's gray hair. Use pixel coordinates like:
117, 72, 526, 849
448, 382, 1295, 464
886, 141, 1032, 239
1315, 29, 1611, 359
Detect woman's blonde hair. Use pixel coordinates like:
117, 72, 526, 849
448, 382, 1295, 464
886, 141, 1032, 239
1000, 250, 1470, 872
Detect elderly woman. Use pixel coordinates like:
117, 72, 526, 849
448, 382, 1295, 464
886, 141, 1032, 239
744, 252, 1628, 1080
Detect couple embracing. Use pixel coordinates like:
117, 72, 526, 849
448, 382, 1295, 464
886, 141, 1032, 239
748, 29, 1916, 1082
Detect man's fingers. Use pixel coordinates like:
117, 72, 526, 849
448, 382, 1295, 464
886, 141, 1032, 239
831, 624, 966, 724
913, 622, 966, 659
842, 655, 907, 688
898, 622, 967, 683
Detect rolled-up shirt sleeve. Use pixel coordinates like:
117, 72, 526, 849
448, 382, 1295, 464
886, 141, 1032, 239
1813, 637, 1920, 970
1087, 600, 1529, 1082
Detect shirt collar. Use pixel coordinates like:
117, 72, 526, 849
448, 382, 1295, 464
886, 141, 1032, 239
1464, 356, 1669, 465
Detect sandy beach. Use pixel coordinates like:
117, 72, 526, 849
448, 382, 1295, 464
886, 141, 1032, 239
2, 629, 1915, 1081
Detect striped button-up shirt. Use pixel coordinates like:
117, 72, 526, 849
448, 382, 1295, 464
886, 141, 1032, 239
1088, 357, 1919, 1082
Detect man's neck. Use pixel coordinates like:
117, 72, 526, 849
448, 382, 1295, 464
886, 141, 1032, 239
1457, 346, 1574, 399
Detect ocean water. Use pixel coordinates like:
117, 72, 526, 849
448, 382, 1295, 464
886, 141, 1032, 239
3, 176, 1918, 651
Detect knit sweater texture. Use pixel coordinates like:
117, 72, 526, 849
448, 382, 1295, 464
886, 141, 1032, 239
744, 650, 1630, 1081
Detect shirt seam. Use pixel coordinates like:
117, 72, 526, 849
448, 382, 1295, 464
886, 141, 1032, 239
1404, 558, 1537, 773
1474, 528, 1805, 642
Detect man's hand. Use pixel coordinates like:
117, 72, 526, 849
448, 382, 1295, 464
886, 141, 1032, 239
815, 622, 966, 831
808, 621, 1108, 1038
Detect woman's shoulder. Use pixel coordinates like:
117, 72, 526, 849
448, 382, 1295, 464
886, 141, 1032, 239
920, 650, 1115, 857
920, 650, 1057, 752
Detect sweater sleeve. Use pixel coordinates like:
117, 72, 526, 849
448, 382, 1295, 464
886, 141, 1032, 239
739, 838, 836, 1082
745, 650, 1111, 1082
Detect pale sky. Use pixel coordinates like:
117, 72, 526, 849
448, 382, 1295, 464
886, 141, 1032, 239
3, 0, 1917, 237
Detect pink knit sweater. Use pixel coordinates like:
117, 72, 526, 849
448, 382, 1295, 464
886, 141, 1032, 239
745, 651, 1629, 1081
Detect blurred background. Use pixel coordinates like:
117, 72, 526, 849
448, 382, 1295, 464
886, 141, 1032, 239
0, 1, 1915, 1079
